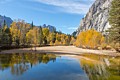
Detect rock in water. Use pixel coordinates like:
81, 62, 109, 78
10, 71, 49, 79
77, 0, 113, 34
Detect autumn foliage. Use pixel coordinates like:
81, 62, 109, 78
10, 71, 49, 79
0, 19, 76, 47
74, 29, 104, 49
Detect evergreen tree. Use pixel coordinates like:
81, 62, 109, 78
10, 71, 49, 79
1, 24, 12, 45
72, 31, 77, 37
3, 20, 6, 28
39, 26, 43, 45
31, 21, 34, 29
108, 0, 120, 43
0, 25, 2, 45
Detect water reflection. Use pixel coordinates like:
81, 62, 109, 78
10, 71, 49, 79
79, 54, 120, 80
80, 58, 109, 80
0, 53, 56, 75
0, 53, 119, 80
0, 53, 88, 80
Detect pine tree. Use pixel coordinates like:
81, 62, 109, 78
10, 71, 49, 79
31, 21, 34, 29
39, 26, 43, 45
0, 24, 2, 45
1, 21, 12, 45
3, 19, 6, 28
108, 0, 120, 43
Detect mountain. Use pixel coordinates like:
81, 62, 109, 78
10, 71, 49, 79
42, 24, 56, 32
77, 0, 113, 35
0, 15, 13, 27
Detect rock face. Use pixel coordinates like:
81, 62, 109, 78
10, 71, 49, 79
0, 15, 13, 27
77, 0, 113, 34
42, 24, 56, 32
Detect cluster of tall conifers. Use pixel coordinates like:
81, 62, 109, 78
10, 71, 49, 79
0, 19, 75, 47
107, 0, 120, 45
0, 20, 12, 46
74, 0, 120, 51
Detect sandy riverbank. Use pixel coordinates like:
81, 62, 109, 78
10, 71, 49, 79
0, 46, 119, 56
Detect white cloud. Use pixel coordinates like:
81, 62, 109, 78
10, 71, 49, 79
68, 27, 78, 30
32, 0, 95, 14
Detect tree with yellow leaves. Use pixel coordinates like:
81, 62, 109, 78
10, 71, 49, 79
10, 20, 31, 46
70, 36, 76, 45
49, 32, 56, 45
10, 22, 21, 46
42, 28, 49, 45
26, 27, 39, 51
74, 29, 104, 49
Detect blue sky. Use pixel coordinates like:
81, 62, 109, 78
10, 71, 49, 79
0, 0, 95, 34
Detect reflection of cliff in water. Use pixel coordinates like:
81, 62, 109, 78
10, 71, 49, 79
0, 53, 57, 75
79, 54, 120, 80
80, 58, 109, 80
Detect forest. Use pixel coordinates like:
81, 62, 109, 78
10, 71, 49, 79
0, 19, 76, 50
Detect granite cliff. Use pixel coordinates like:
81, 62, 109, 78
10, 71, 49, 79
77, 0, 113, 34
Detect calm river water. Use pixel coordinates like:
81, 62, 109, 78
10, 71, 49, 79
0, 53, 119, 80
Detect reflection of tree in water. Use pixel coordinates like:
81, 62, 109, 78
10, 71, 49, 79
11, 63, 29, 75
107, 57, 120, 80
79, 54, 120, 80
0, 53, 56, 75
80, 58, 109, 80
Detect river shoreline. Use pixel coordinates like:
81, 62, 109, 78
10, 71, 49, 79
0, 46, 120, 56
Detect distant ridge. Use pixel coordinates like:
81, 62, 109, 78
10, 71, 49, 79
42, 24, 56, 32
0, 15, 13, 27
